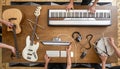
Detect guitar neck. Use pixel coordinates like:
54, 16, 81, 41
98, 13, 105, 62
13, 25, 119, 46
30, 17, 39, 45
30, 6, 41, 45
12, 25, 20, 58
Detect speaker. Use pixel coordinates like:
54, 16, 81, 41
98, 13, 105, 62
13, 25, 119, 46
72, 32, 82, 42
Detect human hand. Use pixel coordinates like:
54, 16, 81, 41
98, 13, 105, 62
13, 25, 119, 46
4, 21, 13, 28
66, 3, 74, 10
99, 53, 108, 63
88, 5, 96, 14
10, 46, 16, 56
66, 45, 72, 52
44, 54, 51, 64
107, 37, 116, 48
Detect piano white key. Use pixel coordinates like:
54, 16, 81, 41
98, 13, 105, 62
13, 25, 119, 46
98, 12, 100, 18
73, 11, 75, 17
78, 12, 80, 17
81, 12, 83, 18
94, 12, 96, 18
58, 12, 59, 17
61, 12, 63, 17
66, 11, 67, 17
106, 13, 108, 18
103, 12, 105, 18
86, 11, 88, 18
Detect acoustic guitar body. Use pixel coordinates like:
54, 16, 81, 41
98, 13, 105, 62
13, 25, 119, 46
22, 36, 39, 62
2, 8, 22, 34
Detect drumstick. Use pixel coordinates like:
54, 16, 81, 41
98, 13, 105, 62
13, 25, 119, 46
28, 22, 39, 40
96, 46, 109, 56
27, 19, 45, 30
102, 33, 109, 56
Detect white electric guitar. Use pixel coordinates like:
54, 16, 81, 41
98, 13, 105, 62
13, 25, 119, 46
22, 6, 42, 62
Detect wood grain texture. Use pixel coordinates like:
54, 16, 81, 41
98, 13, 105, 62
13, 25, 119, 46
0, 0, 119, 69
2, 5, 118, 63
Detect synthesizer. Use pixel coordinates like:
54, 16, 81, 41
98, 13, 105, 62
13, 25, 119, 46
48, 9, 111, 26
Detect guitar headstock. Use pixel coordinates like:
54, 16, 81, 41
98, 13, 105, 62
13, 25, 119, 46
34, 6, 42, 17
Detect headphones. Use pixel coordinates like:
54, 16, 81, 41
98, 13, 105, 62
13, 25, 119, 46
72, 32, 82, 42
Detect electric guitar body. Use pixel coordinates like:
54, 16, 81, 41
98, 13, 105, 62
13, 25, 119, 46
22, 36, 39, 62
22, 6, 42, 62
2, 8, 22, 34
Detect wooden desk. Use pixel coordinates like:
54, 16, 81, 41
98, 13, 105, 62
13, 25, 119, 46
2, 5, 118, 63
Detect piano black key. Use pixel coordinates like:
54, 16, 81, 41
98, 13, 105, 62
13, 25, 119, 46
83, 12, 87, 18
63, 12, 67, 17
72, 12, 74, 18
96, 12, 99, 18
75, 12, 79, 18
99, 12, 103, 18
107, 13, 111, 18
51, 12, 54, 18
80, 12, 82, 18
59, 12, 62, 18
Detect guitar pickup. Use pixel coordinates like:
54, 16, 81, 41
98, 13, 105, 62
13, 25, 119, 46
27, 57, 31, 59
27, 53, 32, 55
33, 52, 37, 58
28, 49, 33, 51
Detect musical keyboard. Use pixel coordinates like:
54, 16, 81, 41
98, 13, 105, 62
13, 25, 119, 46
48, 9, 111, 26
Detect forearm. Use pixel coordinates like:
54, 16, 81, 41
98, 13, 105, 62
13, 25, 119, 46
66, 51, 71, 69
0, 18, 4, 24
102, 62, 106, 69
44, 63, 48, 69
0, 43, 13, 49
92, 0, 99, 6
0, 18, 7, 25
69, 0, 74, 4
112, 44, 120, 58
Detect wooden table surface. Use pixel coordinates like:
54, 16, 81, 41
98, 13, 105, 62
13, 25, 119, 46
2, 5, 118, 63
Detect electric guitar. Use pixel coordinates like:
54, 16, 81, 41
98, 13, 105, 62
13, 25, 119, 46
22, 6, 42, 62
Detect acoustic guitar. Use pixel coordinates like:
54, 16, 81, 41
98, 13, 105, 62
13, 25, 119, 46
2, 8, 22, 34
22, 6, 41, 62
2, 8, 23, 58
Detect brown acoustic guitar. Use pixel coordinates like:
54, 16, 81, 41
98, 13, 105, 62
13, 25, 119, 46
2, 8, 22, 34
2, 8, 23, 58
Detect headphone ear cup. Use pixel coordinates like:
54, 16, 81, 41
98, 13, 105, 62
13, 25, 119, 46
75, 36, 82, 42
72, 31, 82, 42
78, 36, 82, 42
80, 51, 87, 59
75, 38, 79, 42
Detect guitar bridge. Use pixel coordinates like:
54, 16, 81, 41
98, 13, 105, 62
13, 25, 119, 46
33, 52, 37, 58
